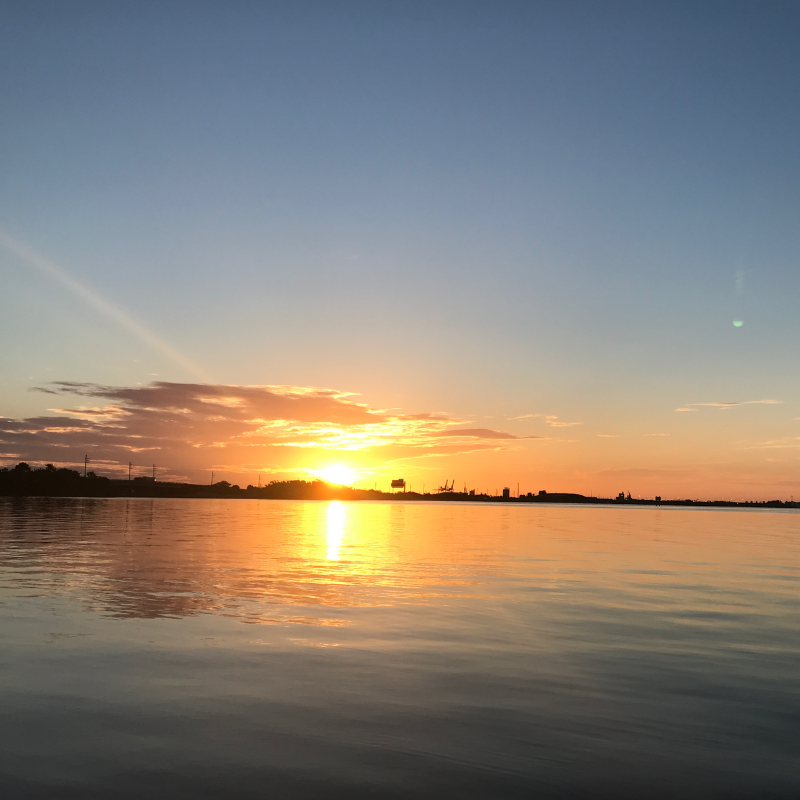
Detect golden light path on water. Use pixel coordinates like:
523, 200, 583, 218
326, 501, 346, 561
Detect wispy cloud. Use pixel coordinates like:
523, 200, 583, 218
683, 400, 782, 409
644, 433, 670, 437
545, 415, 582, 428
738, 437, 800, 450
507, 413, 581, 427
597, 434, 619, 438
430, 428, 542, 440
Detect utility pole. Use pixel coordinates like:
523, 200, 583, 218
152, 464, 156, 481
128, 462, 132, 481
211, 471, 214, 486
84, 454, 89, 477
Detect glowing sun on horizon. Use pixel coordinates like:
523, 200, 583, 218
318, 465, 355, 486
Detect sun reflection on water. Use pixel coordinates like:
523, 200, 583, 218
326, 501, 346, 561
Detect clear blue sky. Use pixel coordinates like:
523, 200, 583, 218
1, 2, 798, 496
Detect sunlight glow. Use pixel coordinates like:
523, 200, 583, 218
326, 501, 346, 561
319, 464, 355, 486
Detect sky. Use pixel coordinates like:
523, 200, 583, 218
1, 1, 799, 499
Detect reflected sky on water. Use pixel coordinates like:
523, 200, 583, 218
1, 498, 799, 798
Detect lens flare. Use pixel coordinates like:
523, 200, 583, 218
733, 320, 743, 327
0, 229, 211, 381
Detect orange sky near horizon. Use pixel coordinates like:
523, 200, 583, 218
0, 379, 796, 501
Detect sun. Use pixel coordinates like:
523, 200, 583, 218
318, 464, 355, 486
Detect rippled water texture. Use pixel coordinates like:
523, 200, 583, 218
1, 498, 798, 798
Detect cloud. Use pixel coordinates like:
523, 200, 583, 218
1, 381, 542, 481
597, 434, 619, 438
545, 416, 582, 428
644, 433, 670, 437
674, 408, 695, 412
684, 400, 782, 409
507, 413, 581, 427
44, 381, 380, 426
431, 428, 543, 440
738, 437, 800, 450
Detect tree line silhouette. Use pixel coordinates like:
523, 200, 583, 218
0, 462, 795, 506
0, 462, 384, 500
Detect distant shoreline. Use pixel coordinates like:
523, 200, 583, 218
0, 463, 796, 509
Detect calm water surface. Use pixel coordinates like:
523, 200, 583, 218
1, 498, 798, 798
